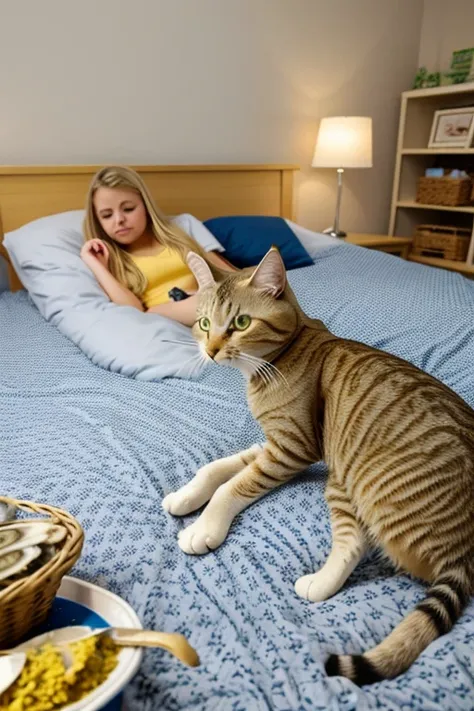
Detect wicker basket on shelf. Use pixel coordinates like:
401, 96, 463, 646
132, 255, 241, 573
412, 224, 471, 261
416, 176, 473, 206
0, 497, 84, 648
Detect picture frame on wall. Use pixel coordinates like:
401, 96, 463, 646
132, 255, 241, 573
428, 107, 474, 148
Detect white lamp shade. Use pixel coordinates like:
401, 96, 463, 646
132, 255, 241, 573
312, 116, 372, 168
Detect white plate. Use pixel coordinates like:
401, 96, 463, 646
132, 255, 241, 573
56, 576, 143, 711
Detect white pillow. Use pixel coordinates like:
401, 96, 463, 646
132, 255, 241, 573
172, 213, 224, 253
3, 210, 224, 380
285, 220, 342, 260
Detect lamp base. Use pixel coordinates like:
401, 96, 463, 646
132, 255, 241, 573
323, 227, 347, 239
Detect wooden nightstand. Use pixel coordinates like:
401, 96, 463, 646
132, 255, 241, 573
344, 234, 413, 259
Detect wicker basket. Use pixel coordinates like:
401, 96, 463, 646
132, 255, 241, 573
0, 497, 84, 648
412, 224, 471, 261
416, 176, 473, 206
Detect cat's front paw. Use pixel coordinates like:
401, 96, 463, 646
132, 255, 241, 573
294, 572, 338, 602
162, 485, 207, 517
178, 515, 229, 555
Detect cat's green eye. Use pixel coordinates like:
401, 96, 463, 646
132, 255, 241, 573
233, 314, 252, 331
199, 317, 211, 332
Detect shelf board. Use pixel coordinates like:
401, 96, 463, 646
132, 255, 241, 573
408, 254, 474, 274
403, 82, 474, 99
402, 148, 474, 155
397, 200, 474, 214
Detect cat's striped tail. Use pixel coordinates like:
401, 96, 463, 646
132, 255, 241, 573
325, 569, 471, 685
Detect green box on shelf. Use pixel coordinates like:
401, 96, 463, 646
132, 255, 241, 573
450, 48, 474, 74
441, 70, 471, 86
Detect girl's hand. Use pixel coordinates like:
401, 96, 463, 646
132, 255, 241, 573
81, 239, 110, 268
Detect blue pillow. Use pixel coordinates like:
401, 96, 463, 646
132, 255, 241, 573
0, 255, 9, 292
203, 216, 313, 270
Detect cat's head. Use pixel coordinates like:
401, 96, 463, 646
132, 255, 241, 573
187, 247, 301, 376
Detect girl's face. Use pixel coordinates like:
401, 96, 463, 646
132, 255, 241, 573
93, 187, 148, 246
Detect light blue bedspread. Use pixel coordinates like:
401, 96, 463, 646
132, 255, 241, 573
1, 243, 473, 711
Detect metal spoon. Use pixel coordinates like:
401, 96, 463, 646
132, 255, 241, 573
56, 626, 200, 668
0, 653, 26, 696
0, 624, 199, 695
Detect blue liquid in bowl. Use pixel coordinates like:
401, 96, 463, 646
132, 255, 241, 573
37, 597, 109, 634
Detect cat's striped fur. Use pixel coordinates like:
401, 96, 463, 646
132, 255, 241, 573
163, 248, 474, 685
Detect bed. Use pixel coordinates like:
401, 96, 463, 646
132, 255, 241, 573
1, 165, 473, 711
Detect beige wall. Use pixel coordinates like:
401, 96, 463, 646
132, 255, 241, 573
1, 0, 423, 233
418, 0, 474, 73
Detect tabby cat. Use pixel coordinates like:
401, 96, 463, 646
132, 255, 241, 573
162, 247, 474, 685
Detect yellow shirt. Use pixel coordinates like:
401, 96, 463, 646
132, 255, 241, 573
131, 248, 197, 308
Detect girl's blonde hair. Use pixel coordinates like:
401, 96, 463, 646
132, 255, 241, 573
84, 165, 219, 297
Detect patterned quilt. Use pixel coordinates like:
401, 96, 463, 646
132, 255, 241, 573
1, 243, 473, 710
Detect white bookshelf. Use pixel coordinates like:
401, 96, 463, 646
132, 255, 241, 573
389, 82, 474, 275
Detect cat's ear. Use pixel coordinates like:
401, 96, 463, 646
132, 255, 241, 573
186, 252, 216, 290
248, 247, 286, 298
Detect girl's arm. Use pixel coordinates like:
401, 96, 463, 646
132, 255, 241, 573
147, 294, 198, 327
206, 251, 237, 272
87, 260, 145, 310
81, 242, 235, 325
81, 240, 145, 311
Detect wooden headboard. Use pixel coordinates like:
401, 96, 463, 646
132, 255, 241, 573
0, 163, 298, 291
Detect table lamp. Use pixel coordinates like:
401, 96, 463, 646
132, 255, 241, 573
312, 116, 372, 238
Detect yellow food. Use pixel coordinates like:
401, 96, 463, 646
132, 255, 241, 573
0, 635, 119, 711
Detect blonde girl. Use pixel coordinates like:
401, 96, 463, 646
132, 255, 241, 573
80, 166, 235, 326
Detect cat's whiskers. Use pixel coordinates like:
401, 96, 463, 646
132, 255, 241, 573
231, 356, 257, 380
258, 366, 275, 388
240, 352, 289, 389
259, 364, 282, 388
238, 354, 274, 388
161, 338, 198, 347
175, 354, 199, 377
238, 355, 274, 387
262, 363, 289, 389
233, 354, 262, 381
188, 353, 208, 379
175, 352, 207, 378
159, 338, 210, 378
